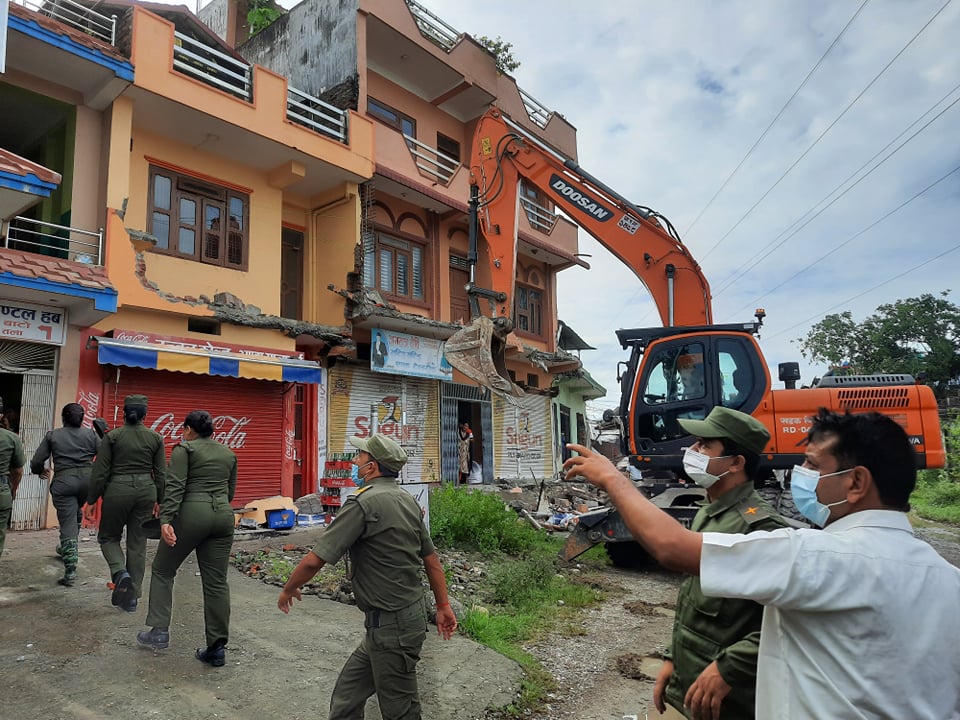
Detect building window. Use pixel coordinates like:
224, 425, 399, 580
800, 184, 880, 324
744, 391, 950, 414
364, 231, 425, 302
436, 132, 460, 163
147, 166, 248, 270
516, 284, 543, 336
368, 97, 416, 138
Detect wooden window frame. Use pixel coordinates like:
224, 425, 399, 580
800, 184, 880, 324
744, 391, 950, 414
147, 165, 249, 270
367, 96, 416, 138
367, 229, 428, 305
515, 282, 544, 338
436, 132, 461, 163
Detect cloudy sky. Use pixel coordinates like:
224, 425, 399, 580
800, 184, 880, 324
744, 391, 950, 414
433, 0, 960, 410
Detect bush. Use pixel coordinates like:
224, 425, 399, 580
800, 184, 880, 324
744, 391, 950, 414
429, 484, 545, 555
913, 414, 960, 524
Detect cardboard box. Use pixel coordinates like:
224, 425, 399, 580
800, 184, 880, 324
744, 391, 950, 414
266, 509, 295, 529
296, 513, 325, 526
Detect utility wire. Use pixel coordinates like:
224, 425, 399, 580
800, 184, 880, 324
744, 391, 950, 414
714, 84, 960, 297
733, 162, 960, 317
703, 0, 953, 266
765, 240, 960, 341
688, 0, 871, 246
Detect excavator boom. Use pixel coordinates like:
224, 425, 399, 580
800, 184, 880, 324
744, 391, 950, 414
444, 108, 712, 396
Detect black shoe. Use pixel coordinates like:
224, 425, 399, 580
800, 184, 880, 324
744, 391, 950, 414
120, 598, 138, 613
195, 645, 226, 667
137, 627, 170, 650
58, 569, 77, 587
111, 571, 133, 607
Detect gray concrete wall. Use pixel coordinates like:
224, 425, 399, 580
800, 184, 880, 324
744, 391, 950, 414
198, 0, 230, 42
239, 0, 360, 99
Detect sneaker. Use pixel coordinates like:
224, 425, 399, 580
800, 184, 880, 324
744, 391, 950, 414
111, 570, 133, 607
137, 627, 170, 650
195, 645, 226, 667
120, 599, 138, 613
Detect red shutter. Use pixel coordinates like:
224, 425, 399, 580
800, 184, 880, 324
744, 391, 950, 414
105, 369, 285, 505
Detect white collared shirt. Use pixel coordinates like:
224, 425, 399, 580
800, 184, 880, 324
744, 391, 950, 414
701, 510, 960, 719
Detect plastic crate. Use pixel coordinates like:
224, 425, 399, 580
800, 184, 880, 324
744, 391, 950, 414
321, 477, 356, 488
265, 508, 295, 529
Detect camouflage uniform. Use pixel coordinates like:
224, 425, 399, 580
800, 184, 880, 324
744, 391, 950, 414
0, 427, 26, 560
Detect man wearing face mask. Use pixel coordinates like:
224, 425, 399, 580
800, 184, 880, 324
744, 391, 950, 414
656, 406, 787, 720
276, 432, 458, 719
564, 409, 960, 720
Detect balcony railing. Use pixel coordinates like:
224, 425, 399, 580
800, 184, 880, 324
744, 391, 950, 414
14, 0, 117, 45
404, 0, 460, 51
174, 31, 253, 100
2, 217, 104, 266
172, 31, 349, 145
403, 134, 460, 184
519, 88, 553, 129
287, 86, 349, 144
520, 196, 559, 234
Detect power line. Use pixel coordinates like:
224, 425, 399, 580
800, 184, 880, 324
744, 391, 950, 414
702, 0, 953, 264
688, 0, 871, 247
765, 241, 960, 341
713, 84, 960, 298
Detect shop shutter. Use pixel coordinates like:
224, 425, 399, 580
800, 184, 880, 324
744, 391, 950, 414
492, 392, 555, 481
108, 369, 284, 504
327, 364, 440, 484
11, 370, 55, 530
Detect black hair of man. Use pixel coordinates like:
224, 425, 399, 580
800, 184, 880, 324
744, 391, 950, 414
718, 437, 761, 480
377, 465, 400, 479
808, 408, 916, 511
184, 409, 215, 438
61, 403, 85, 428
124, 405, 147, 425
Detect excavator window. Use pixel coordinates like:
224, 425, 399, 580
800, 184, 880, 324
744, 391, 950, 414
642, 343, 706, 405
719, 338, 756, 409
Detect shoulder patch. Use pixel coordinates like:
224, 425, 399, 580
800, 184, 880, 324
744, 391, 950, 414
354, 485, 373, 496
738, 497, 776, 525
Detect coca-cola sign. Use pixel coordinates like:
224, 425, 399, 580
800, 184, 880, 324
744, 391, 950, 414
151, 412, 251, 449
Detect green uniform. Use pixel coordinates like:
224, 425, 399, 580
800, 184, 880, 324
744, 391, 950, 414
89, 423, 166, 600
145, 438, 237, 647
31, 426, 100, 542
664, 482, 788, 719
311, 476, 434, 720
0, 428, 26, 559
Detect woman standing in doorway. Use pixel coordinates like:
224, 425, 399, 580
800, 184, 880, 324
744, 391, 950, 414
458, 422, 473, 484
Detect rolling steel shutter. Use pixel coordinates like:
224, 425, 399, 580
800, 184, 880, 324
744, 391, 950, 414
492, 392, 555, 481
107, 369, 285, 504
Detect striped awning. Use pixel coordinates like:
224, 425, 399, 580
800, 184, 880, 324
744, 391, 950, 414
95, 337, 322, 384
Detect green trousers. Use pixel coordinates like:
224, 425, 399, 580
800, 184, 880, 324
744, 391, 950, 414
0, 483, 11, 560
329, 599, 427, 720
97, 473, 156, 598
51, 468, 92, 542
146, 495, 234, 647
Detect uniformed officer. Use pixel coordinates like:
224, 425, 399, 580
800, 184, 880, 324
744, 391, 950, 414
0, 398, 26, 561
86, 394, 165, 612
31, 403, 100, 586
277, 433, 458, 720
136, 409, 238, 665
653, 406, 788, 719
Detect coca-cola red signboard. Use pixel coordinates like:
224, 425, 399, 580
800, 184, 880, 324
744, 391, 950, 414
104, 369, 287, 504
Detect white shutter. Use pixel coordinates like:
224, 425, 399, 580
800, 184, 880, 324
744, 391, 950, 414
492, 393, 555, 481
11, 370, 56, 530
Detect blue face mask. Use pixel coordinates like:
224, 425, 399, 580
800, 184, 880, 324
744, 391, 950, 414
790, 465, 852, 527
352, 460, 374, 487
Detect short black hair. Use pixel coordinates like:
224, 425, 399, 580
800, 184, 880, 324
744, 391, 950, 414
808, 409, 915, 510
377, 466, 399, 479
62, 403, 85, 428
718, 437, 761, 480
184, 410, 215, 438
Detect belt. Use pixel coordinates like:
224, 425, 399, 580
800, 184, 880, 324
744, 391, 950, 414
363, 598, 423, 629
53, 466, 93, 479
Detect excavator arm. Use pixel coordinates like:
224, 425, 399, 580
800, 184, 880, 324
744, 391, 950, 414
445, 108, 713, 396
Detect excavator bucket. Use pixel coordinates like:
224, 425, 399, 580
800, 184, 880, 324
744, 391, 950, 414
444, 315, 526, 400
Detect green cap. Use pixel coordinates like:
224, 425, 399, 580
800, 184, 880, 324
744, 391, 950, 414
678, 406, 770, 455
124, 395, 148, 408
349, 433, 408, 472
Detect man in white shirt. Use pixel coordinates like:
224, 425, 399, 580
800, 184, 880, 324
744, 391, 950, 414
564, 409, 960, 720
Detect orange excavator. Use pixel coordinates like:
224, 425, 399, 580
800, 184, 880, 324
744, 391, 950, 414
444, 108, 945, 564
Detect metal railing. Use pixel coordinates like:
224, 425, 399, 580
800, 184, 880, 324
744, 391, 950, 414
3, 216, 103, 265
519, 88, 553, 129
287, 86, 349, 144
173, 31, 252, 101
520, 196, 558, 234
403, 134, 460, 184
404, 0, 460, 50
13, 0, 117, 45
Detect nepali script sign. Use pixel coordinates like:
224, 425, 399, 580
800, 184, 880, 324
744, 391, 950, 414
0, 299, 67, 345
370, 328, 453, 381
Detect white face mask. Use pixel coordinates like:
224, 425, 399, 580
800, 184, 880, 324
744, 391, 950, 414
682, 448, 732, 489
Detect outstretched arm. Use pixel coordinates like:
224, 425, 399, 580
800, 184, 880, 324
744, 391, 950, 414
563, 443, 703, 575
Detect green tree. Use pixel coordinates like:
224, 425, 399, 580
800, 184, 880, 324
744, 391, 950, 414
798, 292, 960, 396
477, 35, 521, 75
247, 0, 282, 35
